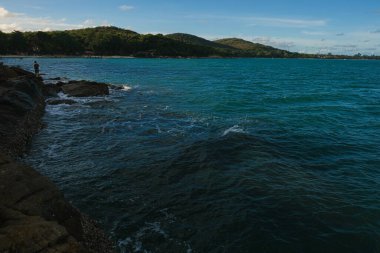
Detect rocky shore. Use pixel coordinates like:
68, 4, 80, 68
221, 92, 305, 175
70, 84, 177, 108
0, 63, 114, 253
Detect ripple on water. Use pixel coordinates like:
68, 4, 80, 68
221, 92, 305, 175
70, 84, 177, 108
7, 58, 378, 253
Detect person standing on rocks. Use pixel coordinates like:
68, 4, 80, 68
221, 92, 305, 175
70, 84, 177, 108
33, 61, 40, 77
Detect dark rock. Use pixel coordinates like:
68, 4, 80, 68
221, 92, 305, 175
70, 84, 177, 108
0, 154, 86, 253
43, 83, 63, 97
0, 153, 115, 253
0, 64, 115, 253
108, 84, 123, 90
50, 77, 62, 81
47, 99, 77, 105
62, 81, 109, 97
10, 66, 36, 78
0, 67, 45, 157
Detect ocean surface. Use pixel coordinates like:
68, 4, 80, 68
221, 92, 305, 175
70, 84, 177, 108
2, 57, 380, 253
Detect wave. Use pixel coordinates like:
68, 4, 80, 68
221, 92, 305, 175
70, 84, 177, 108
121, 85, 132, 91
222, 125, 247, 136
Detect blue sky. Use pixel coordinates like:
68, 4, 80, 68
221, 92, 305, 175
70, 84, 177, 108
1, 0, 380, 55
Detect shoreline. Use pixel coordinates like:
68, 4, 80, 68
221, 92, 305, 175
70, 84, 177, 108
0, 64, 115, 252
1, 54, 380, 60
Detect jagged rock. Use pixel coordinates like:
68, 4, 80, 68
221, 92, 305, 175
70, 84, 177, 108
43, 84, 63, 97
0, 64, 115, 253
47, 99, 78, 105
62, 81, 109, 97
0, 67, 45, 157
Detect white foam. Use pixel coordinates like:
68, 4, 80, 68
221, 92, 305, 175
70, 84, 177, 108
118, 221, 168, 253
122, 85, 132, 91
222, 125, 246, 136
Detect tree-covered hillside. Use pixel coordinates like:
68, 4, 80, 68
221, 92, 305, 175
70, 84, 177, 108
0, 26, 221, 57
166, 33, 236, 50
0, 26, 379, 59
0, 26, 298, 57
215, 38, 293, 57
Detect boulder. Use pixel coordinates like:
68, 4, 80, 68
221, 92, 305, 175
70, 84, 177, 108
0, 154, 114, 253
62, 81, 109, 97
0, 154, 86, 253
43, 83, 64, 97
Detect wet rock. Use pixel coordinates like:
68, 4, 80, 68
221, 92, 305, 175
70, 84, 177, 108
0, 66, 45, 157
108, 84, 123, 90
47, 99, 78, 105
62, 81, 109, 97
0, 64, 115, 253
0, 154, 87, 253
43, 83, 63, 97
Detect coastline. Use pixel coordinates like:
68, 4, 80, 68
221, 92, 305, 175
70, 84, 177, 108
1, 54, 379, 60
0, 64, 114, 252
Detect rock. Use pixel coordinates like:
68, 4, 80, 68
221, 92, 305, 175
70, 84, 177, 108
108, 84, 123, 90
0, 64, 115, 253
47, 99, 78, 105
43, 83, 63, 97
0, 154, 86, 253
0, 67, 45, 157
62, 81, 109, 97
0, 153, 114, 253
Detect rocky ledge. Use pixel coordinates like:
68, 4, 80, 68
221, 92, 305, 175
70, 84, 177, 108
0, 64, 114, 253
44, 80, 110, 98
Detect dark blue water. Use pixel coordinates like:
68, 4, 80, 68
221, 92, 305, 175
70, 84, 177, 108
3, 58, 380, 253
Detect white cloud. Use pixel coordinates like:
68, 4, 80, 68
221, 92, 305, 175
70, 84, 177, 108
184, 14, 327, 28
250, 17, 327, 28
119, 5, 134, 11
0, 7, 20, 18
0, 6, 108, 32
302, 31, 328, 36
0, 23, 21, 32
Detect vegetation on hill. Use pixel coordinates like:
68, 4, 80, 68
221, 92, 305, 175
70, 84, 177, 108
0, 27, 219, 57
215, 38, 293, 57
0, 26, 379, 59
166, 33, 235, 50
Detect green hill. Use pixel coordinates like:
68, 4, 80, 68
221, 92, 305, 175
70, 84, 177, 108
166, 33, 235, 50
0, 26, 219, 57
215, 38, 295, 57
1, 26, 377, 59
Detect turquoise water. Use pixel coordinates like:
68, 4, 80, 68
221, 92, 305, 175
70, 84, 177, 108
3, 58, 380, 252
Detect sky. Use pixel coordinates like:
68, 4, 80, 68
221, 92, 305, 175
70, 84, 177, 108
1, 0, 380, 55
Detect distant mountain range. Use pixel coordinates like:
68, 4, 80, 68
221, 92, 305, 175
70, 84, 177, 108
0, 26, 378, 59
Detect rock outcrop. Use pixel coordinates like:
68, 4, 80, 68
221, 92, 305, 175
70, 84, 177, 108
43, 80, 110, 98
0, 65, 45, 157
61, 81, 109, 97
0, 64, 114, 253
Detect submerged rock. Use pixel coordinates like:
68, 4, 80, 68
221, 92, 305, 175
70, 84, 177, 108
62, 80, 109, 97
47, 99, 78, 105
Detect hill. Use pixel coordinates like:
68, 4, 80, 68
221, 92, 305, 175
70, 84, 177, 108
166, 33, 235, 50
0, 26, 378, 59
215, 38, 295, 57
0, 26, 296, 57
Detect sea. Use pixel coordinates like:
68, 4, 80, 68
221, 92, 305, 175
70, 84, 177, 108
2, 57, 380, 253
